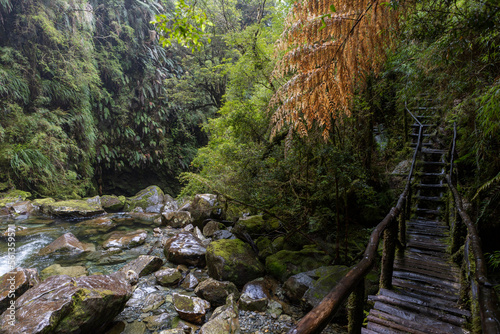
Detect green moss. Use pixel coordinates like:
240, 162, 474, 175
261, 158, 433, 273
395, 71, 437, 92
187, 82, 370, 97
0, 189, 31, 206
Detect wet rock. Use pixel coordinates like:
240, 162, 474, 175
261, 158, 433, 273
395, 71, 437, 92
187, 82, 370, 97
0, 190, 31, 214
128, 212, 161, 224
143, 312, 174, 330
38, 232, 94, 255
124, 185, 165, 213
0, 274, 132, 333
100, 195, 126, 212
180, 272, 199, 291
40, 264, 87, 280
141, 293, 165, 312
283, 272, 315, 303
0, 268, 40, 313
31, 198, 55, 215
173, 293, 211, 325
118, 255, 163, 277
164, 232, 206, 267
162, 210, 193, 228
302, 266, 350, 307
159, 329, 185, 334
194, 278, 239, 307
42, 199, 105, 218
155, 268, 182, 286
102, 229, 148, 249
212, 229, 236, 240
267, 300, 283, 319
187, 194, 220, 228
206, 239, 264, 287
76, 216, 116, 233
11, 200, 33, 216
199, 294, 239, 334
265, 245, 333, 282
233, 215, 280, 238
202, 220, 220, 237
238, 278, 274, 312
123, 320, 146, 334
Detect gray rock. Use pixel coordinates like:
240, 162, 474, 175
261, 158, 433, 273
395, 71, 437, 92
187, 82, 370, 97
199, 294, 239, 334
173, 293, 211, 325
42, 199, 105, 218
164, 232, 206, 267
155, 268, 182, 286
283, 272, 315, 303
239, 278, 272, 312
102, 229, 147, 249
38, 232, 94, 255
302, 265, 350, 307
162, 211, 193, 228
194, 278, 240, 307
180, 272, 199, 291
124, 185, 165, 213
202, 220, 220, 237
118, 255, 163, 277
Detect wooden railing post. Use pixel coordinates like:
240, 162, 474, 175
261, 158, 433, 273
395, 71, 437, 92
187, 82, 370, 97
380, 216, 397, 290
347, 279, 365, 334
398, 197, 406, 252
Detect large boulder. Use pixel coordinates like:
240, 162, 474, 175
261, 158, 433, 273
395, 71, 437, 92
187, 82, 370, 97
0, 190, 31, 215
164, 232, 206, 267
199, 294, 239, 334
41, 199, 105, 218
265, 245, 333, 282
102, 229, 148, 249
0, 274, 132, 333
194, 278, 239, 307
100, 195, 126, 212
162, 211, 193, 228
38, 232, 94, 256
124, 185, 165, 213
283, 272, 315, 303
0, 268, 39, 313
302, 266, 350, 307
238, 277, 277, 312
183, 194, 220, 228
173, 293, 211, 325
206, 239, 264, 287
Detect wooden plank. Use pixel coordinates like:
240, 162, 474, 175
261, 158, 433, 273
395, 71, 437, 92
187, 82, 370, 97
392, 271, 461, 290
370, 307, 470, 334
392, 289, 471, 317
395, 261, 459, 282
392, 278, 459, 302
369, 295, 467, 326
361, 329, 379, 334
378, 288, 470, 318
367, 314, 429, 334
367, 322, 409, 334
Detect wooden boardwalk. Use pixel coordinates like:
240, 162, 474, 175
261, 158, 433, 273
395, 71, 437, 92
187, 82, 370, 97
363, 118, 471, 334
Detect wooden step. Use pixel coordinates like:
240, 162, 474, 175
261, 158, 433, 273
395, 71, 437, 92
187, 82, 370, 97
392, 271, 461, 290
392, 277, 459, 302
422, 148, 447, 154
417, 172, 445, 177
367, 321, 409, 334
416, 183, 447, 188
416, 195, 444, 201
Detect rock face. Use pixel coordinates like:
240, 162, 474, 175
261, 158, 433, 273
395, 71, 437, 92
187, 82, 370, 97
0, 268, 40, 313
164, 232, 206, 267
102, 229, 148, 249
38, 232, 94, 255
0, 274, 132, 333
40, 264, 87, 280
155, 268, 182, 286
195, 278, 240, 307
162, 211, 193, 228
118, 255, 163, 277
41, 199, 105, 218
206, 239, 265, 287
173, 293, 211, 325
199, 294, 239, 334
100, 195, 126, 212
124, 185, 165, 213
265, 246, 333, 282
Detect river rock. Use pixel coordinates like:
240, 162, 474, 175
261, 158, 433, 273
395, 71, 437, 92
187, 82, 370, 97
180, 272, 199, 291
10, 200, 33, 216
0, 190, 31, 214
40, 264, 87, 280
0, 274, 132, 333
155, 268, 182, 286
173, 293, 211, 325
194, 278, 239, 307
212, 229, 236, 240
38, 232, 94, 255
118, 255, 163, 277
0, 268, 40, 313
202, 220, 220, 237
233, 215, 280, 238
76, 216, 116, 233
100, 195, 126, 212
187, 194, 220, 228
124, 185, 165, 213
42, 199, 105, 218
102, 229, 147, 249
164, 232, 206, 267
143, 312, 174, 330
206, 239, 264, 287
162, 210, 193, 228
283, 272, 315, 302
238, 277, 276, 312
199, 294, 239, 334
265, 245, 333, 282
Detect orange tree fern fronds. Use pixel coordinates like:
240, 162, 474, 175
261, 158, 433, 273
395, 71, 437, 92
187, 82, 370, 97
269, 0, 400, 139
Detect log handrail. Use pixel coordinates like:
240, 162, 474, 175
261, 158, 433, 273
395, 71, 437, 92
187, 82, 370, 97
287, 106, 423, 334
447, 122, 500, 334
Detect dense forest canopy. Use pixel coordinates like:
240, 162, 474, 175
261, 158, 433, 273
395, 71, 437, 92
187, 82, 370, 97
0, 0, 500, 268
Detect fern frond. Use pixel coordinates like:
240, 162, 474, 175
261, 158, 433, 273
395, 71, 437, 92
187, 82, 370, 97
473, 171, 500, 201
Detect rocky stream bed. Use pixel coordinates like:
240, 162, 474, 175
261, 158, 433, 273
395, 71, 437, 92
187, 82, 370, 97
0, 186, 368, 333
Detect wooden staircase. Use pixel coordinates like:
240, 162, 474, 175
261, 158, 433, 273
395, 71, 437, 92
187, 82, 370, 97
363, 109, 471, 334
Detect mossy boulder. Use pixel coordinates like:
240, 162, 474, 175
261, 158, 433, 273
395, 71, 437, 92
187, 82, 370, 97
302, 265, 350, 307
173, 293, 211, 325
265, 246, 333, 282
42, 199, 105, 218
124, 185, 165, 213
101, 195, 126, 212
187, 194, 222, 228
0, 189, 31, 215
206, 239, 264, 287
0, 274, 132, 333
40, 264, 88, 280
233, 215, 280, 237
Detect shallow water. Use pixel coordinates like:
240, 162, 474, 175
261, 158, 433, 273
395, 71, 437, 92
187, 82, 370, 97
0, 214, 160, 277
